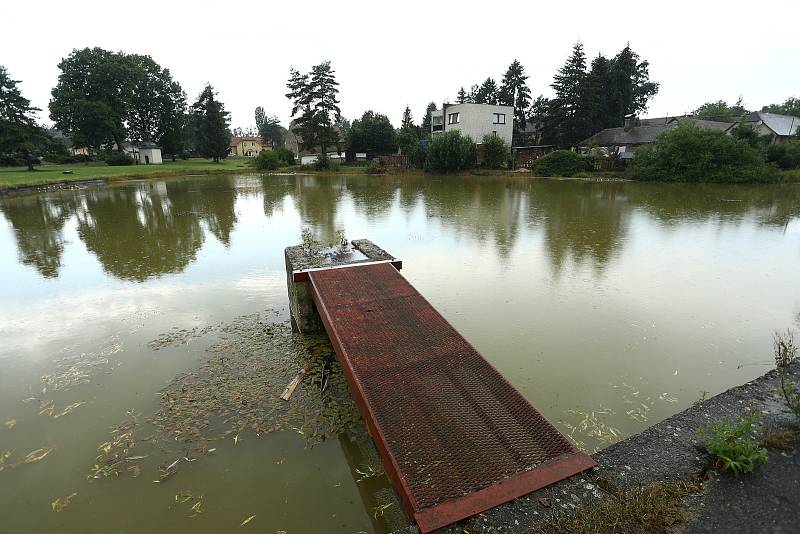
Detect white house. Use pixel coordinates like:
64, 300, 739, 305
429, 103, 514, 147
739, 112, 800, 143
137, 142, 163, 165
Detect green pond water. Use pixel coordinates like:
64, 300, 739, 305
0, 174, 799, 533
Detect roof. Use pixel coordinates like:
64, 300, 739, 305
639, 116, 679, 126
674, 118, 735, 131
753, 112, 800, 137
138, 141, 160, 149
579, 124, 673, 146
230, 136, 263, 146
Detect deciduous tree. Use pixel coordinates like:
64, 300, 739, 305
347, 111, 397, 155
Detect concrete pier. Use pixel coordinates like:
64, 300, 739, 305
284, 238, 399, 333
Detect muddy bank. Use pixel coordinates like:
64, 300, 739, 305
392, 364, 797, 533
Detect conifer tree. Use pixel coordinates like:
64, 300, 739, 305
420, 102, 437, 134
0, 65, 50, 170
457, 87, 467, 104
191, 84, 231, 163
499, 59, 533, 140
467, 85, 479, 104
545, 42, 589, 147
475, 78, 499, 105
285, 61, 341, 155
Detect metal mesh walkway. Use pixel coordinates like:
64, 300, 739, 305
308, 262, 595, 532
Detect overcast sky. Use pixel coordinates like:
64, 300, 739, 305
3, 0, 798, 130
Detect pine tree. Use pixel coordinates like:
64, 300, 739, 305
546, 42, 589, 147
498, 59, 533, 140
475, 78, 499, 105
607, 44, 659, 124
457, 87, 467, 104
191, 84, 231, 163
401, 106, 414, 130
467, 84, 479, 104
285, 61, 341, 155
420, 102, 437, 134
581, 54, 614, 134
0, 65, 50, 170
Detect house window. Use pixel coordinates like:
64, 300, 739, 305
493, 113, 506, 125
448, 112, 460, 124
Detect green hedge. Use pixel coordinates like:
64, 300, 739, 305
531, 150, 591, 177
425, 130, 475, 172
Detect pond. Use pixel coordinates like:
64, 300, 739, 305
1, 174, 799, 533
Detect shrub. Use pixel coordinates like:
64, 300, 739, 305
425, 130, 475, 172
274, 147, 295, 166
313, 155, 340, 172
766, 141, 800, 170
105, 152, 135, 166
702, 409, 768, 475
254, 150, 281, 171
0, 154, 24, 167
629, 123, 772, 182
531, 150, 591, 177
481, 134, 509, 169
364, 162, 386, 175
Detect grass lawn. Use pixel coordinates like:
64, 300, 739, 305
0, 158, 257, 189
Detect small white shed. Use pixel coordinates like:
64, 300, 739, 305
138, 142, 163, 165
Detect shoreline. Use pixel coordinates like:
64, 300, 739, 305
392, 363, 798, 533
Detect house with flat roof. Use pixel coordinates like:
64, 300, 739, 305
429, 103, 514, 148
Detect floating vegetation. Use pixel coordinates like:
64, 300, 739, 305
51, 492, 77, 512
148, 325, 218, 351
172, 490, 205, 517
239, 514, 256, 527
41, 336, 121, 392
24, 447, 53, 464
355, 464, 385, 483
90, 311, 365, 486
0, 450, 14, 471
89, 415, 150, 479
148, 312, 364, 454
54, 402, 85, 419
562, 408, 622, 453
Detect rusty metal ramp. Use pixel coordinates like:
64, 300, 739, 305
308, 262, 595, 532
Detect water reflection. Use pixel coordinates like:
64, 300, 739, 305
1, 175, 798, 283
0, 191, 78, 278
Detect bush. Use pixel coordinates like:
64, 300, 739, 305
629, 123, 772, 182
702, 409, 768, 476
274, 147, 295, 166
773, 330, 800, 421
105, 152, 135, 166
531, 150, 591, 177
313, 155, 340, 172
481, 134, 509, 169
0, 154, 24, 167
364, 162, 386, 174
766, 141, 800, 170
254, 150, 281, 171
425, 130, 475, 172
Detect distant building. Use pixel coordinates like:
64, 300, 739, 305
230, 136, 271, 157
739, 112, 800, 144
137, 142, 162, 165
429, 103, 514, 148
579, 114, 735, 159
284, 122, 346, 164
